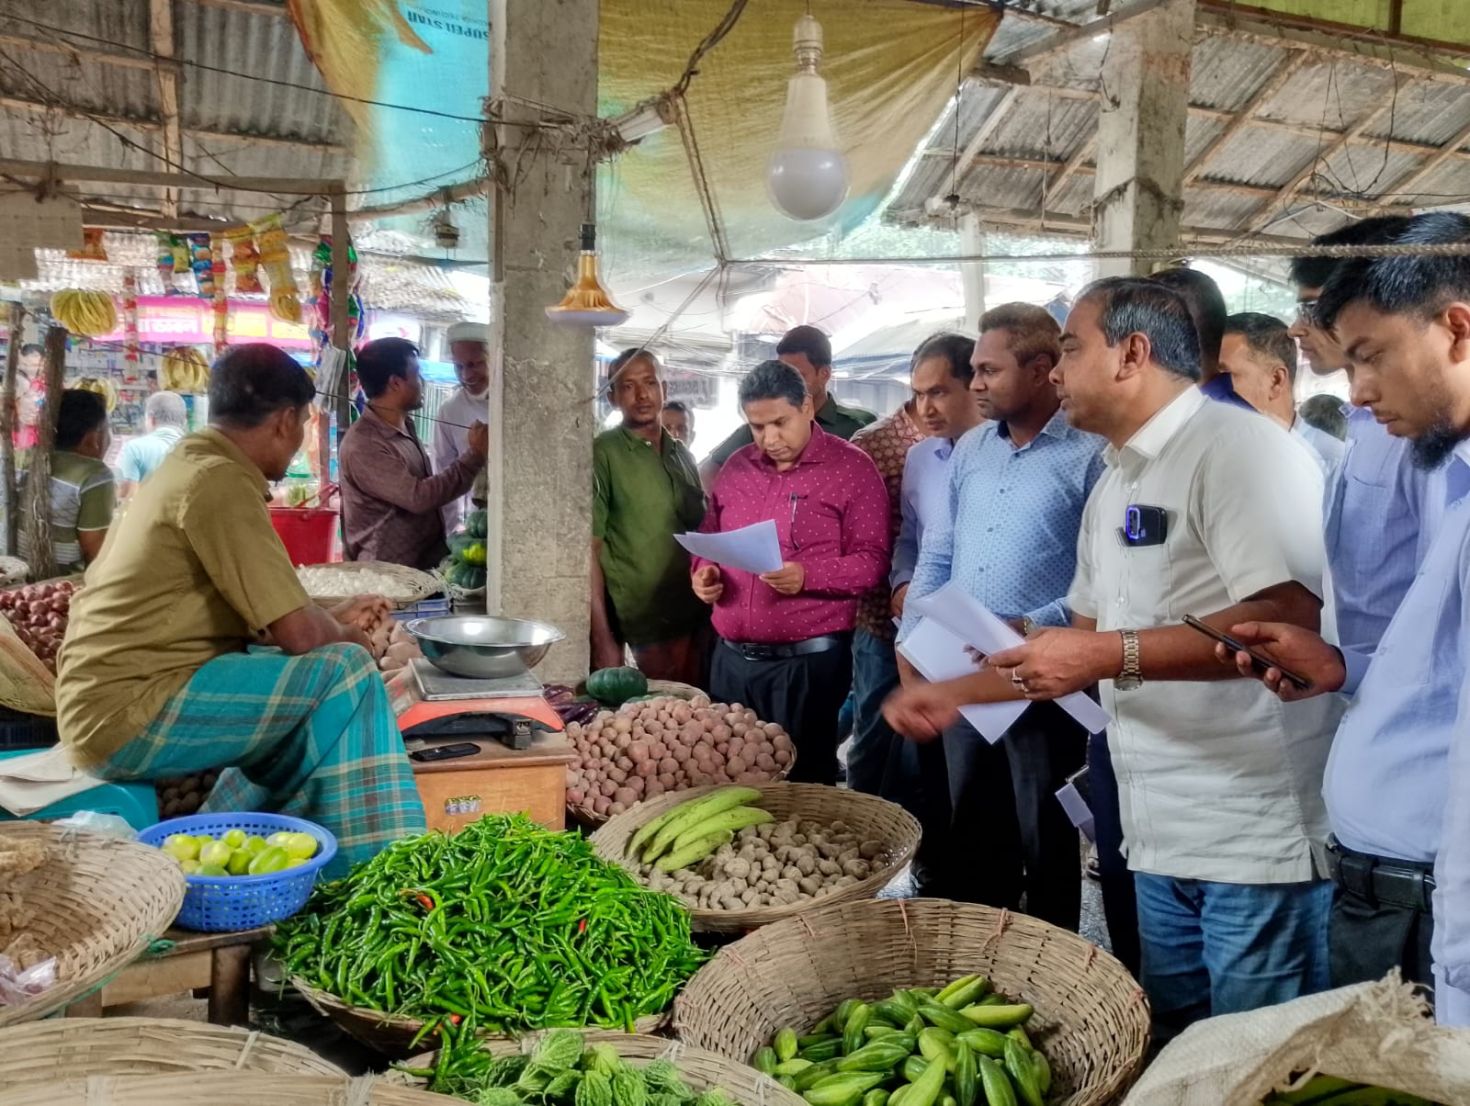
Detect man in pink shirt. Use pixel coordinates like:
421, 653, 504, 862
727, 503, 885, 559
691, 360, 890, 784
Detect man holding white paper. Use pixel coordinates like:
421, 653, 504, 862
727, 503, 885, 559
691, 360, 889, 785
889, 279, 1340, 1034
895, 303, 1105, 929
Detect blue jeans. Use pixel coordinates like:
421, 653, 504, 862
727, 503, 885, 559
847, 629, 919, 809
1135, 873, 1331, 1038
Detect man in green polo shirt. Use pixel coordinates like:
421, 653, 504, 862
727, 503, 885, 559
591, 349, 710, 686
699, 325, 875, 484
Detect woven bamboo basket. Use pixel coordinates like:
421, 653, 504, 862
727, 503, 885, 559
292, 977, 669, 1061
590, 783, 920, 934
0, 823, 185, 1028
0, 1072, 463, 1106
0, 1017, 343, 1086
401, 1030, 808, 1106
672, 898, 1150, 1106
298, 560, 442, 608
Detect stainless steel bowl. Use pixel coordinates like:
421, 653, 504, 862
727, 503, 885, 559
404, 615, 565, 679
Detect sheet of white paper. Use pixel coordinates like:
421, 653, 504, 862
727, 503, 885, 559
906, 582, 1111, 738
0, 747, 102, 816
675, 520, 783, 575
895, 619, 1029, 742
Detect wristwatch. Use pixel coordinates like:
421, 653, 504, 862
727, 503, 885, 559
1115, 629, 1142, 690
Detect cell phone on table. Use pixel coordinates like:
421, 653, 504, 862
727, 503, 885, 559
1183, 614, 1311, 690
409, 742, 480, 763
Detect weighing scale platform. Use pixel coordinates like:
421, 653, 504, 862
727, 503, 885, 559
387, 660, 573, 834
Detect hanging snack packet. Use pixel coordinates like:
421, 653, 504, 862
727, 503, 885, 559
188, 233, 215, 297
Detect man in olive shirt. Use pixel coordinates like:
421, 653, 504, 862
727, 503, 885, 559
699, 325, 875, 484
592, 349, 710, 685
56, 344, 425, 876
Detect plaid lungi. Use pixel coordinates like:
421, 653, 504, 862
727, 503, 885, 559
96, 643, 426, 877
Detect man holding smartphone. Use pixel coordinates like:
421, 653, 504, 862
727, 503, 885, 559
885, 279, 1339, 1037
1224, 212, 1470, 1027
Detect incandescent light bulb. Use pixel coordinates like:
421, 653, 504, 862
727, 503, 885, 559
766, 13, 849, 222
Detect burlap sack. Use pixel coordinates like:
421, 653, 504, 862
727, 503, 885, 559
0, 615, 53, 717
1123, 975, 1470, 1105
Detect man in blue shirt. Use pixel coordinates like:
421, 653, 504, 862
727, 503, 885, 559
897, 303, 1105, 928
1226, 211, 1470, 1025
1152, 266, 1255, 412
1286, 217, 1439, 658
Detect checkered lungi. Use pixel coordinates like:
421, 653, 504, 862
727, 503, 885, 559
95, 643, 426, 877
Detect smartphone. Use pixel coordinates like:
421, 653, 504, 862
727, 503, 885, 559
409, 742, 480, 763
1183, 615, 1311, 690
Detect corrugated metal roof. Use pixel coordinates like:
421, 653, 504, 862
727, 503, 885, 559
886, 4, 1470, 241
0, 0, 356, 227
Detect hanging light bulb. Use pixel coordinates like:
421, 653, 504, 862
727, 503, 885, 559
545, 223, 630, 328
767, 12, 849, 222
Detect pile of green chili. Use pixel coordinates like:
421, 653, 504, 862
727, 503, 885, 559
275, 814, 708, 1041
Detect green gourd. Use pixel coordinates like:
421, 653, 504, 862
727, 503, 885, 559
585, 666, 649, 706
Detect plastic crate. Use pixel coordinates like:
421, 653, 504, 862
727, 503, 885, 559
0, 748, 158, 829
136, 812, 337, 932
0, 706, 57, 751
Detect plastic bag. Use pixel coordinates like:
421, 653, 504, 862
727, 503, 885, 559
0, 952, 56, 1006
52, 811, 137, 840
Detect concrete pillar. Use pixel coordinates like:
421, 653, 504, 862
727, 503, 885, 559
958, 211, 986, 333
486, 0, 599, 681
1091, 0, 1195, 278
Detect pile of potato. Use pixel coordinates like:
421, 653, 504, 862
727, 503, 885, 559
565, 696, 795, 817
642, 816, 884, 911
155, 770, 220, 819
0, 580, 74, 673
372, 619, 422, 675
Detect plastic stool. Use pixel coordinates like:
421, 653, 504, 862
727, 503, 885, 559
0, 748, 159, 831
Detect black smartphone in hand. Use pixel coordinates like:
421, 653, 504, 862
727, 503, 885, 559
1183, 614, 1312, 690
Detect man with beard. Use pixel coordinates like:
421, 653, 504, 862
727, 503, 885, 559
432, 321, 493, 534
1223, 211, 1470, 1025
591, 349, 709, 684
340, 337, 487, 570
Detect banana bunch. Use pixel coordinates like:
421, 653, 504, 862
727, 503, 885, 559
73, 376, 117, 413
269, 287, 302, 324
161, 347, 210, 394
49, 289, 118, 337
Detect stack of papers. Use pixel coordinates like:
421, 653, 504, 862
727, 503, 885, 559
897, 581, 1111, 743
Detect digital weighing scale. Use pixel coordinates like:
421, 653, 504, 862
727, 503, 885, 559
387, 659, 573, 833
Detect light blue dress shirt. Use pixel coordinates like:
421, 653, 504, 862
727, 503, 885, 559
1322, 440, 1470, 1025
1325, 407, 1440, 658
891, 435, 954, 591
898, 409, 1105, 634
1293, 419, 1345, 476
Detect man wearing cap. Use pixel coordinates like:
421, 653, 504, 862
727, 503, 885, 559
432, 321, 492, 534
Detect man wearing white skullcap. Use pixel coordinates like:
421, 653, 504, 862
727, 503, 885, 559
433, 321, 492, 532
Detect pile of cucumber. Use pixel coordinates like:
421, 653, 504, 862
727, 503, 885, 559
752, 974, 1050, 1106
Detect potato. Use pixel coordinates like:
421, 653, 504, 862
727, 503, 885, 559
613, 786, 638, 806
593, 796, 611, 814
657, 773, 677, 790
600, 778, 619, 797
774, 748, 793, 766
727, 756, 747, 775
613, 716, 633, 734
711, 723, 732, 742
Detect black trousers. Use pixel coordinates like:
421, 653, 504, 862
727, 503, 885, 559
1089, 730, 1141, 977
914, 702, 1087, 930
1330, 884, 1435, 995
709, 638, 852, 786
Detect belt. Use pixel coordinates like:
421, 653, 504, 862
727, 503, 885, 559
1325, 837, 1435, 913
721, 634, 847, 661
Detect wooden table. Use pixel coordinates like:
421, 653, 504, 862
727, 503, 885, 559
408, 728, 574, 833
66, 924, 272, 1025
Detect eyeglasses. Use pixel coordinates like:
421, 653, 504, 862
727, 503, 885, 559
1295, 299, 1320, 326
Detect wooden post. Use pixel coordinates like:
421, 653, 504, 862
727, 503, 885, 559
22, 327, 66, 579
0, 303, 21, 556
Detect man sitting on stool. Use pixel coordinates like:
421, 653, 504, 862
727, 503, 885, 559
691, 360, 889, 785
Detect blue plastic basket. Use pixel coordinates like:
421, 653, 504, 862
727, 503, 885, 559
137, 812, 337, 932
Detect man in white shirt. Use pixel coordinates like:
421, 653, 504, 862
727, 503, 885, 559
431, 321, 492, 534
1220, 312, 1345, 474
885, 278, 1340, 1035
